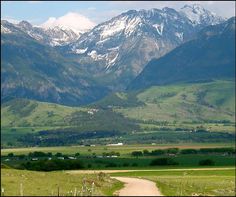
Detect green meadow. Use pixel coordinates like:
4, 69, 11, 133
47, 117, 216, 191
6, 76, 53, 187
1, 168, 123, 196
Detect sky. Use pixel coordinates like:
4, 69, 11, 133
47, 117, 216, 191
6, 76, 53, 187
1, 1, 235, 31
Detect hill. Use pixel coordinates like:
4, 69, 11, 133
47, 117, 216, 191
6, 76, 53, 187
95, 80, 235, 123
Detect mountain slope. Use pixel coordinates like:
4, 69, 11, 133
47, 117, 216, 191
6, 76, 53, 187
128, 17, 235, 90
66, 5, 224, 90
1, 29, 109, 106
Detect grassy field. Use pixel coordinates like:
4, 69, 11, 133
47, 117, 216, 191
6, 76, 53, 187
1, 143, 234, 156
110, 168, 236, 196
1, 168, 123, 196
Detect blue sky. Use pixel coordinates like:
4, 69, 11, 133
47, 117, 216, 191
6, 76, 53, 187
1, 1, 235, 25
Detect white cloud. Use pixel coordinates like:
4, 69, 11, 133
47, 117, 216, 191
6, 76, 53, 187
40, 12, 96, 33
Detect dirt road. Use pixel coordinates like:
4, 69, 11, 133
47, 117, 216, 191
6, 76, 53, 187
111, 177, 163, 196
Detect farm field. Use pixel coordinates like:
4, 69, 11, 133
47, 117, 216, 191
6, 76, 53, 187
1, 143, 234, 156
1, 144, 235, 172
110, 168, 236, 196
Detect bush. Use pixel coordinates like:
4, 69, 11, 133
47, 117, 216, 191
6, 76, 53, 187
199, 159, 215, 166
180, 149, 198, 154
18, 154, 26, 159
150, 158, 179, 166
131, 151, 143, 157
75, 152, 80, 157
150, 149, 166, 156
123, 162, 129, 167
7, 153, 14, 157
199, 148, 235, 154
166, 148, 179, 154
143, 149, 149, 155
20, 159, 84, 171
105, 162, 117, 168
28, 151, 48, 157
55, 152, 63, 157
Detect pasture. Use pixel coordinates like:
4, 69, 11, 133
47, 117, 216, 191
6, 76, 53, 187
1, 168, 123, 196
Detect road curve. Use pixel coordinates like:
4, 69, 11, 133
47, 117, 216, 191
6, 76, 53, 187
111, 177, 163, 196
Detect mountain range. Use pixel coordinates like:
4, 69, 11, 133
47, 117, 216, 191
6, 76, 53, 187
128, 17, 235, 90
1, 4, 234, 106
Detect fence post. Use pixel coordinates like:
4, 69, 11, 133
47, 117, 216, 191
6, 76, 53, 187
20, 183, 23, 196
57, 186, 60, 197
91, 182, 94, 196
1, 188, 4, 197
74, 188, 77, 196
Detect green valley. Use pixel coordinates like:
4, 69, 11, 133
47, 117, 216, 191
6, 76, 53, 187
1, 80, 235, 148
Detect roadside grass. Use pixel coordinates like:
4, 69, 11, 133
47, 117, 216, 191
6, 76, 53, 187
154, 176, 235, 196
1, 168, 120, 196
110, 168, 236, 196
102, 180, 124, 196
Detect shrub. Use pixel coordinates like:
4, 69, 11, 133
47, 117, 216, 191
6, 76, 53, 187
132, 163, 138, 167
180, 149, 198, 154
199, 159, 215, 166
75, 152, 80, 157
55, 152, 63, 157
7, 153, 14, 157
150, 158, 179, 166
166, 148, 179, 154
123, 162, 129, 167
150, 149, 166, 156
105, 162, 117, 168
18, 154, 26, 159
20, 159, 84, 171
131, 151, 143, 157
28, 151, 47, 157
143, 149, 150, 155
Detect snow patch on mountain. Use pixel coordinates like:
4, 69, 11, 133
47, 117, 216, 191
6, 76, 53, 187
75, 48, 88, 54
88, 50, 106, 61
1, 25, 12, 33
153, 24, 164, 35
101, 19, 126, 39
175, 32, 183, 41
106, 53, 119, 69
125, 17, 142, 36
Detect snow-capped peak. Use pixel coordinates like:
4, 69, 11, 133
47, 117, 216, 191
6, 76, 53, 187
180, 4, 224, 26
